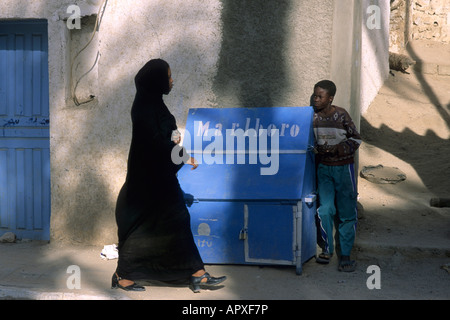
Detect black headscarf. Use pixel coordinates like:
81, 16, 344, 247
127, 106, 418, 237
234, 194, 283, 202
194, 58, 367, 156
134, 59, 171, 96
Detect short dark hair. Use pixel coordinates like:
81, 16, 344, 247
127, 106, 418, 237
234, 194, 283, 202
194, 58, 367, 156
314, 80, 337, 97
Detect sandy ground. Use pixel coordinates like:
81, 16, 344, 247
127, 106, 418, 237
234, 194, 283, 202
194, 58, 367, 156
358, 52, 450, 251
352, 40, 450, 299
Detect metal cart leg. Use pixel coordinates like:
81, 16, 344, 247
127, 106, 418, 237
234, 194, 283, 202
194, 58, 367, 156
295, 201, 303, 276
296, 256, 303, 275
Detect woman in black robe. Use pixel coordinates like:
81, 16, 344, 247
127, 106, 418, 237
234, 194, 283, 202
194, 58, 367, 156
112, 59, 226, 293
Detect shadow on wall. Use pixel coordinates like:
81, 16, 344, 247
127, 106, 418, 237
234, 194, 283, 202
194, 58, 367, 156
213, 0, 292, 108
56, 1, 224, 245
211, 0, 294, 204
56, 0, 307, 244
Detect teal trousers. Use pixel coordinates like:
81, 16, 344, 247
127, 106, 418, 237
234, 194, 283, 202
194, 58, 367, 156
317, 163, 358, 256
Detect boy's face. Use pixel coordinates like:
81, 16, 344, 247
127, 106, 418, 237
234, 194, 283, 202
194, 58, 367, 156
313, 87, 334, 112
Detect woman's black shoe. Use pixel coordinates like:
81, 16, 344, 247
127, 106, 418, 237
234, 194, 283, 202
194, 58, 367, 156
111, 273, 146, 292
190, 272, 227, 293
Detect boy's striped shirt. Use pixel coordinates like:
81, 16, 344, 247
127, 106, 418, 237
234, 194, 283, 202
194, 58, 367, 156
313, 106, 362, 166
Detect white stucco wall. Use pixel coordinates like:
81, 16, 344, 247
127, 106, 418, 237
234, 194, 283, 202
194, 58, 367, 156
0, 0, 389, 245
360, 0, 390, 116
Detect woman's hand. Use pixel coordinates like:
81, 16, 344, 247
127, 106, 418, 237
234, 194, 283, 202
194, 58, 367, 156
171, 130, 181, 145
187, 157, 199, 170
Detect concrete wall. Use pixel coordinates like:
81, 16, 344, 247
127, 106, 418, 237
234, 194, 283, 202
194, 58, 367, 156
0, 0, 389, 245
331, 1, 361, 124
361, 0, 390, 116
331, 0, 390, 119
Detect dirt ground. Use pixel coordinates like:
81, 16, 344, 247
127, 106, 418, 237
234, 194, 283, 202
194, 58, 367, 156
358, 44, 450, 248
351, 40, 450, 299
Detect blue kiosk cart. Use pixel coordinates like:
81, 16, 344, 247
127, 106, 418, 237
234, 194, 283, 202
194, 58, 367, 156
177, 107, 317, 275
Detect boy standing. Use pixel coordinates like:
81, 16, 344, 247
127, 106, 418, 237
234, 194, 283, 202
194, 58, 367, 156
312, 80, 362, 272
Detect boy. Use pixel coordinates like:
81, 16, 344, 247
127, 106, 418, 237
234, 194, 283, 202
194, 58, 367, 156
312, 80, 362, 272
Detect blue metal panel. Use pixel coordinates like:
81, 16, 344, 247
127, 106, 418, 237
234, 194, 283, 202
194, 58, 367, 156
178, 107, 315, 201
0, 20, 50, 240
179, 107, 317, 271
245, 204, 295, 264
189, 201, 246, 264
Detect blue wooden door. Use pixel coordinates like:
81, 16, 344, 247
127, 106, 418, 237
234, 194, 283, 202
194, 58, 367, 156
0, 20, 50, 240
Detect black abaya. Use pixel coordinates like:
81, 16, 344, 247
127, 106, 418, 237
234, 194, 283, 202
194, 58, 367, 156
115, 59, 204, 282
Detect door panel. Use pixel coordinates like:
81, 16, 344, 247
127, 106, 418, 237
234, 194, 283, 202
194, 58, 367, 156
244, 204, 295, 265
0, 20, 50, 240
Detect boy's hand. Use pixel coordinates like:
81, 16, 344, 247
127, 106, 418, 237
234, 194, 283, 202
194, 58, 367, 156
317, 142, 338, 156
